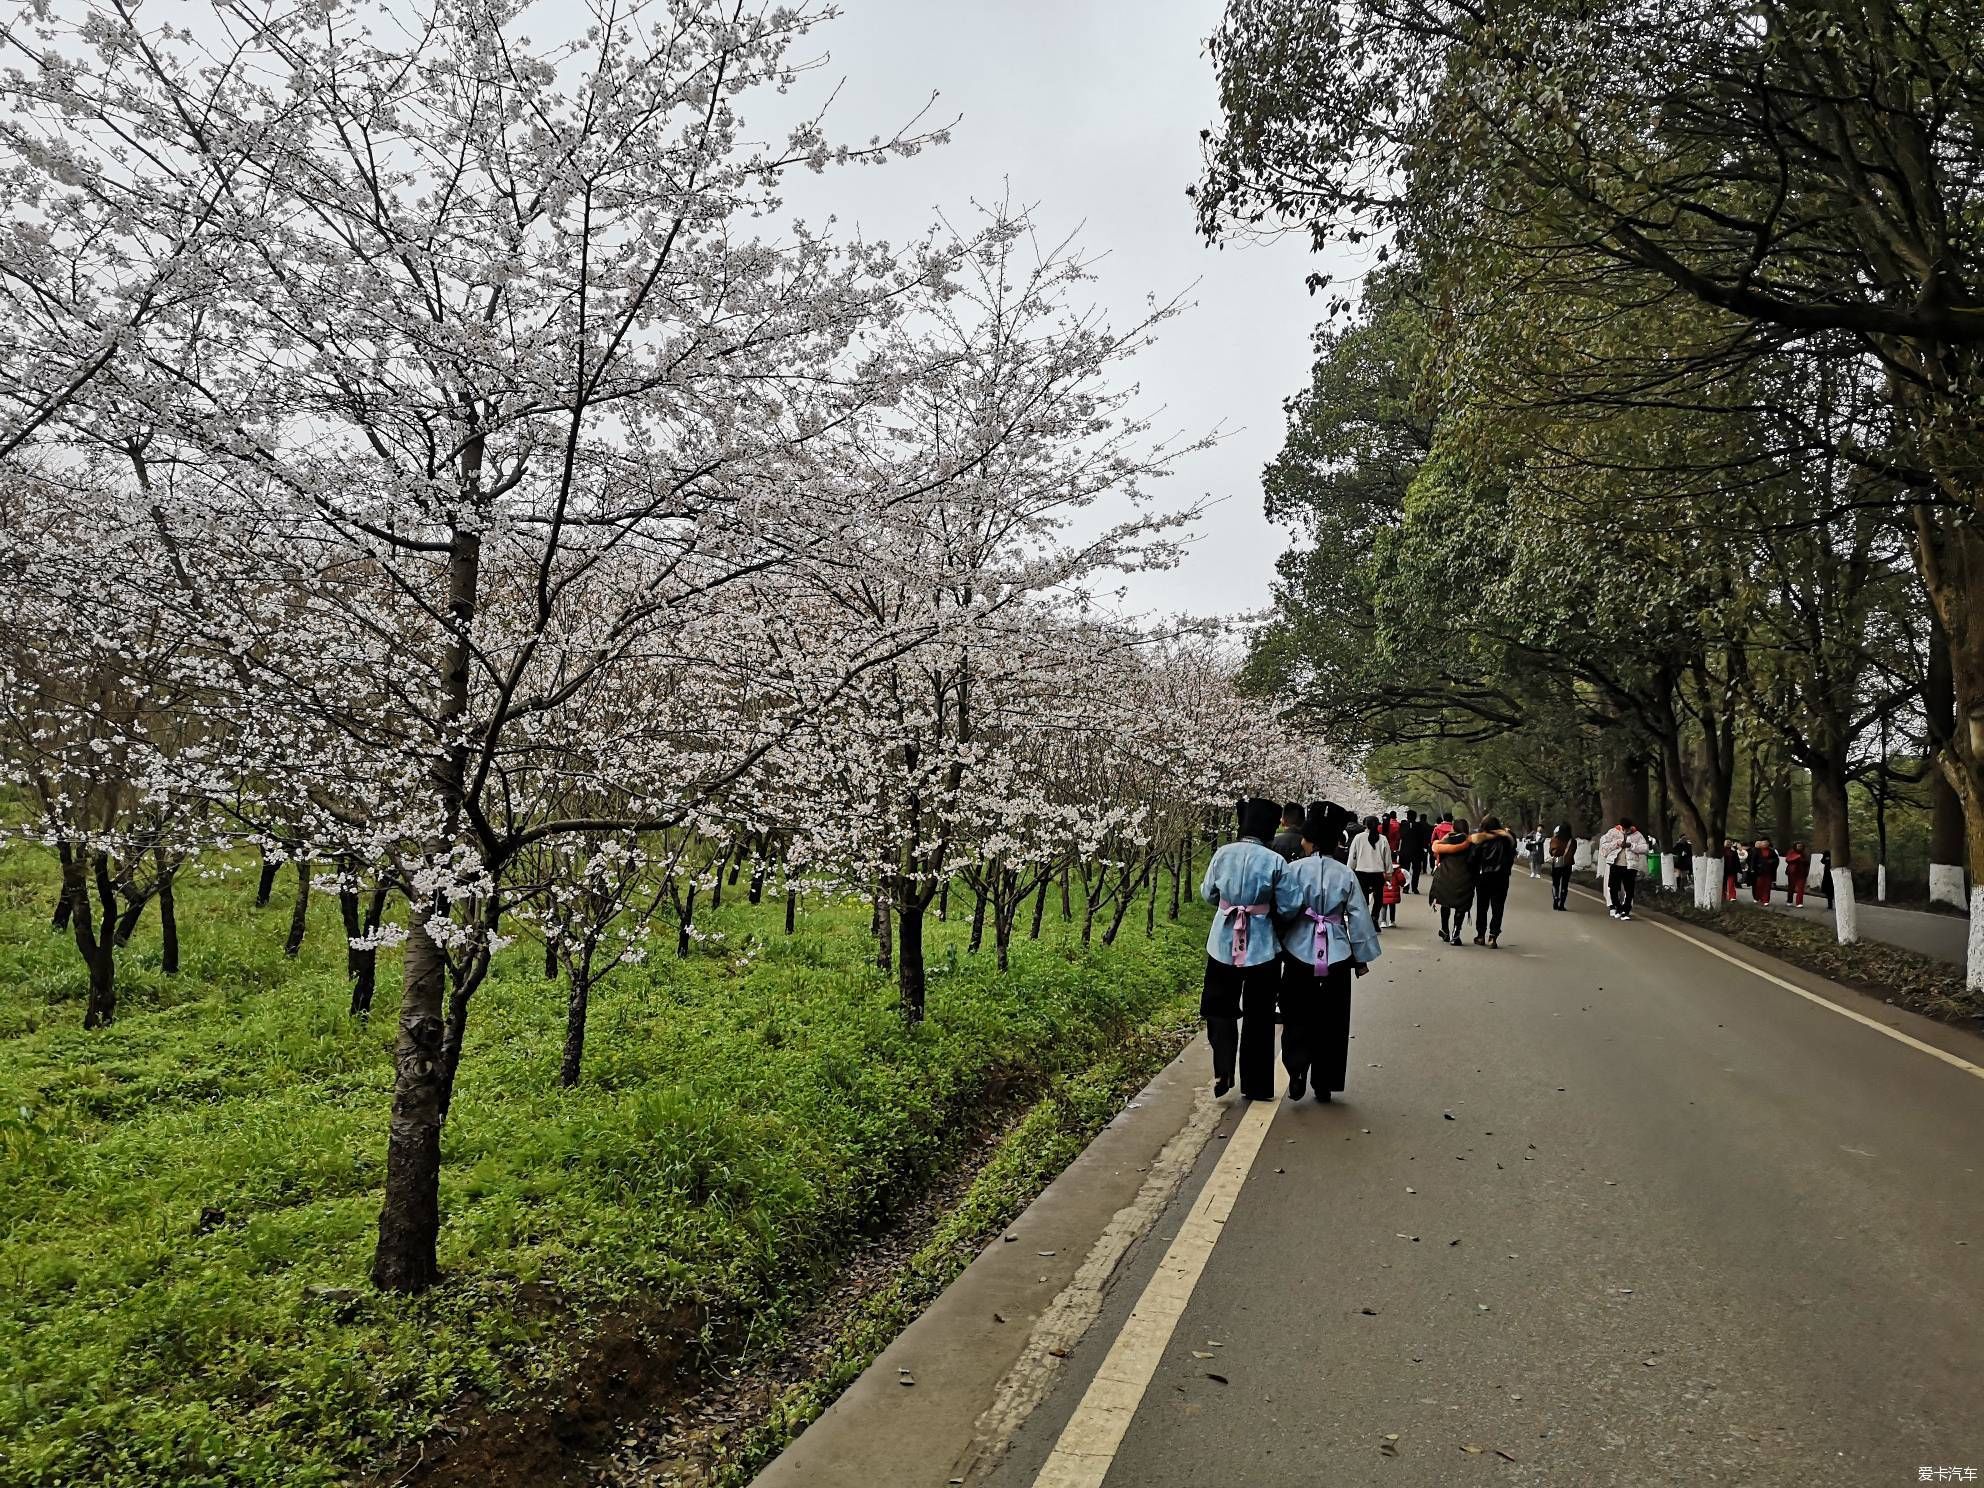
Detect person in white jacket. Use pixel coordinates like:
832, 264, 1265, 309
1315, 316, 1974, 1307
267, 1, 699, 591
1346, 815, 1395, 928
1597, 816, 1651, 920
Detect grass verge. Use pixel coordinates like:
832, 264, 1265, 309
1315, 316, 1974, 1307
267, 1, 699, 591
0, 849, 1210, 1488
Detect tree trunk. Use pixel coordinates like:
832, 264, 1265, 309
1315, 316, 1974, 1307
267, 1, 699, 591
1029, 873, 1049, 940
677, 885, 698, 958
785, 885, 797, 935
156, 858, 178, 975
544, 933, 559, 979
1060, 862, 1072, 921
112, 892, 146, 947
897, 884, 926, 1023
748, 858, 766, 905
938, 878, 950, 923
1812, 760, 1857, 945
968, 881, 987, 953
372, 914, 446, 1293
709, 849, 729, 910
255, 852, 279, 908
559, 969, 590, 1089
50, 884, 72, 933
875, 882, 892, 975
1927, 620, 1967, 905
70, 851, 119, 1029
284, 859, 312, 958
1145, 856, 1158, 937
1771, 776, 1794, 848
1167, 847, 1182, 920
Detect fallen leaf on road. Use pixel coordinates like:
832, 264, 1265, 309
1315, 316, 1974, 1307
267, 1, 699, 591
1379, 1434, 1401, 1457
1360, 1306, 1379, 1316
1449, 1238, 1461, 1247
1406, 1186, 1417, 1194
1444, 1111, 1455, 1120
1192, 1350, 1214, 1359
1206, 1373, 1229, 1384
1462, 1444, 1485, 1454
1038, 1250, 1056, 1257
993, 1312, 1007, 1323
1048, 1347, 1069, 1358
1496, 1449, 1518, 1462
898, 1372, 915, 1387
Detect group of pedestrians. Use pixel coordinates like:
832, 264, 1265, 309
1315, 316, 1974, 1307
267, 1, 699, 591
1716, 837, 1817, 905
1198, 798, 1382, 1104
1422, 814, 1519, 947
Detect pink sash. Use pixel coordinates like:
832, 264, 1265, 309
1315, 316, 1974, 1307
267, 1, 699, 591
1218, 900, 1271, 960
1305, 908, 1348, 973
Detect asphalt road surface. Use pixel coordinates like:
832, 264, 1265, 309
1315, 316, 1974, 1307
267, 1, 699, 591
985, 877, 1984, 1488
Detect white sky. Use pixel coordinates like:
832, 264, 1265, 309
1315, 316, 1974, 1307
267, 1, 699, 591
769, 0, 1349, 620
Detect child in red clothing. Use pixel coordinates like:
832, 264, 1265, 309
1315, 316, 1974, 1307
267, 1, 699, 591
1381, 864, 1406, 926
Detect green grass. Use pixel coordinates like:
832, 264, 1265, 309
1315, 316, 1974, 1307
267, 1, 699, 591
0, 851, 1209, 1487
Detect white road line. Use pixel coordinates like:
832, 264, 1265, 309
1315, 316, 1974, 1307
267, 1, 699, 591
1030, 1094, 1279, 1488
1570, 886, 1984, 1083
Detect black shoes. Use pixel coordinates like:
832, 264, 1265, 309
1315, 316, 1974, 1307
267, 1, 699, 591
1317, 1090, 1333, 1103
1288, 1075, 1307, 1101
1214, 1077, 1233, 1097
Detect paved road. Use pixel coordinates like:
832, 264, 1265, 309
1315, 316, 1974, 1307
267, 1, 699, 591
1781, 899, 1969, 966
986, 877, 1984, 1488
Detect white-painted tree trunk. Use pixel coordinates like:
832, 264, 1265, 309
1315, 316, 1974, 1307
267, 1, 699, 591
1695, 857, 1723, 911
1833, 870, 1858, 945
1662, 854, 1679, 891
1575, 838, 1594, 869
1876, 863, 1888, 902
1969, 886, 1984, 994
1929, 863, 1966, 909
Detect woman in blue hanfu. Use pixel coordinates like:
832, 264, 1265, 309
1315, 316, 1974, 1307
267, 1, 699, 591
1274, 803, 1383, 1102
1199, 796, 1288, 1099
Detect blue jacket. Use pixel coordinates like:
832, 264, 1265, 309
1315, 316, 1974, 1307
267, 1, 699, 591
1200, 838, 1286, 967
1275, 853, 1383, 969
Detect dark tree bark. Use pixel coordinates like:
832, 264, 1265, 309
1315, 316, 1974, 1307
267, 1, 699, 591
255, 852, 279, 908
875, 882, 893, 975
1060, 862, 1072, 921
938, 878, 949, 922
1029, 873, 1050, 940
156, 852, 178, 976
372, 915, 445, 1292
284, 859, 312, 958
896, 884, 926, 1023
559, 967, 590, 1089
968, 879, 987, 953
112, 892, 146, 947
784, 885, 797, 934
66, 849, 119, 1029
677, 883, 699, 958
544, 933, 559, 979
50, 884, 72, 933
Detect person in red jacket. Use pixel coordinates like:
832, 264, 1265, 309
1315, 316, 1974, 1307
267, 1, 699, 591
1751, 837, 1779, 904
1784, 842, 1810, 906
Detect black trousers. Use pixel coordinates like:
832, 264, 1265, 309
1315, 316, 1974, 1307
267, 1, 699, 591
1440, 901, 1470, 939
1473, 873, 1510, 939
1355, 870, 1385, 925
1610, 866, 1639, 915
1202, 956, 1279, 1098
1280, 951, 1352, 1093
1550, 861, 1573, 909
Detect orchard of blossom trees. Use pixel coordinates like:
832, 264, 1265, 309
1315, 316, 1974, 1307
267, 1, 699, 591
0, 0, 1369, 1294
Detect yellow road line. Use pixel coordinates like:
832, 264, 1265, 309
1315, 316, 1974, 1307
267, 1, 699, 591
1031, 1094, 1279, 1488
1571, 885, 1984, 1083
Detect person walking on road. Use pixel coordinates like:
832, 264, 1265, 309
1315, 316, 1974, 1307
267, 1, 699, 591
1271, 801, 1306, 862
1598, 816, 1650, 920
1784, 841, 1809, 906
1430, 817, 1477, 944
1752, 837, 1779, 905
1200, 797, 1286, 1100
1347, 815, 1395, 929
1403, 810, 1427, 892
1467, 816, 1517, 946
1672, 835, 1695, 896
1547, 822, 1578, 910
1382, 861, 1406, 926
1524, 827, 1545, 878
1273, 803, 1382, 1102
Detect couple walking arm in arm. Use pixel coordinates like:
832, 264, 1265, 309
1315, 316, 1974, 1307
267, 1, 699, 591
1200, 799, 1381, 1103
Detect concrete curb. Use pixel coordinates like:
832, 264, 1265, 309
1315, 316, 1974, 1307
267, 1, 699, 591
749, 1033, 1222, 1488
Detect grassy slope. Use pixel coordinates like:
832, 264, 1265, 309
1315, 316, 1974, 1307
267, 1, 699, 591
0, 852, 1208, 1487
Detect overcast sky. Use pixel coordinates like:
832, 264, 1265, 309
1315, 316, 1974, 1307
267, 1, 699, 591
771, 0, 1346, 620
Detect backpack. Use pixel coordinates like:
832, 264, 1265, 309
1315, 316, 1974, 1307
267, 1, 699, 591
1474, 834, 1514, 877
